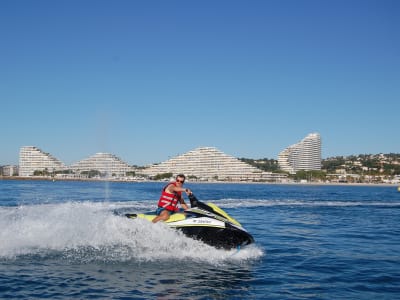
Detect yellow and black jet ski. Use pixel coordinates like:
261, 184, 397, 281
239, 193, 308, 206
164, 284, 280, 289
125, 194, 254, 249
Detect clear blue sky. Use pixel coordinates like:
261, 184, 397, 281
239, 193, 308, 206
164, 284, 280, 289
1, 0, 399, 166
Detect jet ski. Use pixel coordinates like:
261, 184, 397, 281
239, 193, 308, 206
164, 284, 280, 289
125, 194, 254, 249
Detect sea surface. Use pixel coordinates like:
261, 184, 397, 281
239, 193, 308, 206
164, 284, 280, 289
0, 180, 399, 299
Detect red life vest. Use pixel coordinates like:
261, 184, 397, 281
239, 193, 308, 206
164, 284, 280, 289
157, 182, 182, 212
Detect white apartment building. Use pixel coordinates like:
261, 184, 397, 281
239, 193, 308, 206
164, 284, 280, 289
278, 133, 321, 174
70, 153, 134, 177
141, 146, 286, 182
1, 165, 18, 176
19, 146, 66, 176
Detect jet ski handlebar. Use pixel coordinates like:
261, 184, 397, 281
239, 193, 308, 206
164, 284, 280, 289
188, 193, 199, 208
188, 194, 223, 218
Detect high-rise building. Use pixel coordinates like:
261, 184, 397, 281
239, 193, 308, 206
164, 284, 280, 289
278, 133, 321, 174
19, 146, 66, 176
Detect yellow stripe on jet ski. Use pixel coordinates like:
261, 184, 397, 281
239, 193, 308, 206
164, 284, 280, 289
206, 203, 242, 227
133, 213, 186, 223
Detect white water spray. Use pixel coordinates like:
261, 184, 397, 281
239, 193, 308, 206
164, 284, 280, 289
0, 202, 263, 264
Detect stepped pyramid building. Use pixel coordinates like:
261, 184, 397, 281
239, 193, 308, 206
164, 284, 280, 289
278, 133, 321, 174
19, 146, 134, 178
18, 145, 288, 182
141, 146, 283, 182
19, 146, 66, 176
70, 153, 134, 177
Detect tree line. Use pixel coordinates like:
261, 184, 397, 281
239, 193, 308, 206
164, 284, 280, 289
240, 153, 400, 182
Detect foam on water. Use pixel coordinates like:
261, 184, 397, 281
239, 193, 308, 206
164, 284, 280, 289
0, 201, 263, 265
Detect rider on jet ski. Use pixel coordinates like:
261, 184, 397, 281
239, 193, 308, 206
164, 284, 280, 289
152, 174, 192, 223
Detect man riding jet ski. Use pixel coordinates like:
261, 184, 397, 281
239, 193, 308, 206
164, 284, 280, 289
125, 193, 254, 249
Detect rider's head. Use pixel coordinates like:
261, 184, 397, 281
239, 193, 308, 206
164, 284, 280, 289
176, 174, 185, 184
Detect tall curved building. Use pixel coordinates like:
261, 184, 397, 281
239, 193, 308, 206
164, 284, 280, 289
278, 133, 321, 174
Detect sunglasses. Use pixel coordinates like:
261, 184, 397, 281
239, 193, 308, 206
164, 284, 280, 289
176, 179, 185, 183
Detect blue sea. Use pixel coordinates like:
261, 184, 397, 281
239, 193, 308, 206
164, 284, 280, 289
0, 180, 399, 299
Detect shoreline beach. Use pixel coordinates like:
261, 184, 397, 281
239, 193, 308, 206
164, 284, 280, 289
1, 175, 398, 188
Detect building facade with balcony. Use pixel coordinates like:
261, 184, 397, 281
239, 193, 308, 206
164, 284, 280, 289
69, 153, 134, 177
141, 146, 285, 182
19, 146, 66, 176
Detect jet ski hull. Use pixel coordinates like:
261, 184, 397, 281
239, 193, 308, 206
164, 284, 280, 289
125, 194, 254, 249
126, 211, 254, 249
178, 222, 254, 249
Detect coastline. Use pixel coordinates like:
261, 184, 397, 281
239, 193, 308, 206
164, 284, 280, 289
1, 176, 398, 188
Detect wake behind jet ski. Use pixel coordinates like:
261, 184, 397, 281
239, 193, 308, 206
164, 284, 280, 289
125, 194, 254, 249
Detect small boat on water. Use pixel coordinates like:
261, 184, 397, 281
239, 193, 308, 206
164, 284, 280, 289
125, 194, 254, 249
